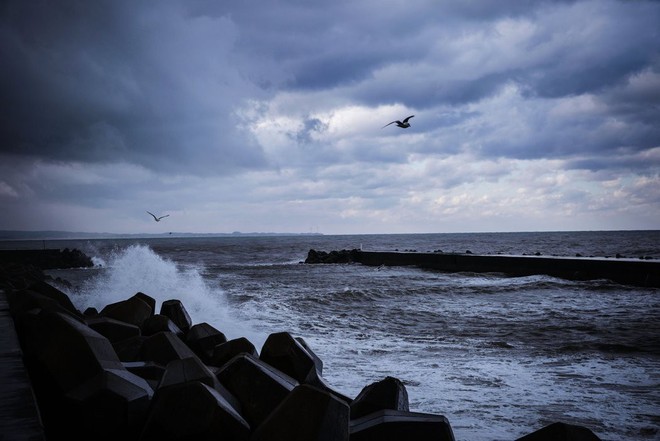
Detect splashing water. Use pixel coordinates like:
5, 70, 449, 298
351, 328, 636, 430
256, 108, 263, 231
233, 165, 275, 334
71, 244, 259, 342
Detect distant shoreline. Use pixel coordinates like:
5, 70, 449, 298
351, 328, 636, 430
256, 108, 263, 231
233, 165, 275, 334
1, 229, 658, 242
0, 230, 324, 241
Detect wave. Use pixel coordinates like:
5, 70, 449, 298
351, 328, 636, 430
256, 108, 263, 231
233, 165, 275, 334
559, 342, 648, 354
68, 244, 261, 343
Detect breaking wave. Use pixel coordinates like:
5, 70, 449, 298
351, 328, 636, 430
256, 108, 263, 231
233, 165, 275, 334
69, 244, 259, 342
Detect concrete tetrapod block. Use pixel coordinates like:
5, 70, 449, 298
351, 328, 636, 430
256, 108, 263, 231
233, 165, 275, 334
515, 422, 602, 441
350, 376, 409, 420
124, 361, 167, 390
349, 409, 456, 441
134, 292, 157, 313
141, 314, 183, 337
140, 331, 199, 365
160, 299, 192, 334
295, 336, 324, 372
140, 381, 250, 441
0, 261, 44, 290
31, 310, 125, 394
113, 335, 148, 362
23, 311, 146, 439
8, 308, 43, 361
158, 357, 242, 413
27, 279, 82, 317
8, 288, 84, 324
8, 289, 86, 363
84, 306, 99, 317
260, 331, 352, 403
209, 336, 258, 368
86, 316, 141, 343
64, 368, 154, 440
260, 331, 322, 385
159, 356, 221, 390
216, 353, 298, 428
185, 322, 228, 361
100, 292, 155, 328
252, 384, 350, 441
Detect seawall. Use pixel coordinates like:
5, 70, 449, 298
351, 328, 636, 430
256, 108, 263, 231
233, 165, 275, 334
354, 251, 660, 288
0, 249, 93, 270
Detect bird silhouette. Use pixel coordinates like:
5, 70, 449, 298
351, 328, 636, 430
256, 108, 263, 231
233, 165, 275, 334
147, 211, 170, 222
382, 115, 414, 129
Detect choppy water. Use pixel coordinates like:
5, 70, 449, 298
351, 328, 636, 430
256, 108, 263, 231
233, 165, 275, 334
6, 231, 659, 440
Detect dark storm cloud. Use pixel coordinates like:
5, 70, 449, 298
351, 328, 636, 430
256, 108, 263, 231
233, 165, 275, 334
385, 2, 653, 113
355, 72, 516, 110
0, 0, 266, 174
200, 0, 659, 108
4, 0, 658, 169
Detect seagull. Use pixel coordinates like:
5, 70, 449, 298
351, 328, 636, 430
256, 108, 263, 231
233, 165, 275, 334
147, 211, 170, 222
382, 115, 414, 129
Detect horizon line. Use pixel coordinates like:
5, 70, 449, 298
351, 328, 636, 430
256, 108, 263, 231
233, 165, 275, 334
1, 228, 659, 242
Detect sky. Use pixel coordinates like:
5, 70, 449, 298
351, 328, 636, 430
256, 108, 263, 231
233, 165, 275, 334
1, 0, 659, 235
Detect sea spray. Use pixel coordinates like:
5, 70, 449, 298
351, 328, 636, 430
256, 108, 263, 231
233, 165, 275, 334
70, 244, 260, 343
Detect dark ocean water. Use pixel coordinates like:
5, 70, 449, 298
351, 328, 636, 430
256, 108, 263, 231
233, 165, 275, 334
4, 231, 659, 440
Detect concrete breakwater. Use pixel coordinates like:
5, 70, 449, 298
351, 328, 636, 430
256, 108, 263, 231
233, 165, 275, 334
305, 249, 660, 288
1, 250, 602, 440
0, 248, 93, 270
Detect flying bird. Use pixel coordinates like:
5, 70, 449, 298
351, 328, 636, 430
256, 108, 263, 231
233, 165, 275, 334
147, 211, 170, 222
382, 115, 414, 129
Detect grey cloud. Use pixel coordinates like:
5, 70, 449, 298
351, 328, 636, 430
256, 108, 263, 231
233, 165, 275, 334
601, 65, 660, 133
352, 1, 660, 110
1, 0, 267, 175
513, 2, 660, 99
356, 72, 516, 110
1, 0, 659, 234
291, 118, 329, 145
470, 111, 655, 162
5, 0, 658, 169
566, 147, 660, 172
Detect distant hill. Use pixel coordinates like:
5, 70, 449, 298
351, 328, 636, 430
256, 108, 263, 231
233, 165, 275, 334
0, 230, 119, 240
0, 230, 323, 241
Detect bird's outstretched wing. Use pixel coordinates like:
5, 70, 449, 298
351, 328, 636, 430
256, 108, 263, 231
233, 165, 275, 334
402, 115, 414, 123
147, 211, 169, 221
382, 120, 399, 128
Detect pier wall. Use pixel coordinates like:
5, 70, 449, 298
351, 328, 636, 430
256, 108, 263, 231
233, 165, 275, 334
0, 249, 93, 270
354, 251, 660, 288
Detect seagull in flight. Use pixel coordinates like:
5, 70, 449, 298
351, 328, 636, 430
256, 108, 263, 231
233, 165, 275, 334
147, 211, 170, 222
382, 115, 414, 129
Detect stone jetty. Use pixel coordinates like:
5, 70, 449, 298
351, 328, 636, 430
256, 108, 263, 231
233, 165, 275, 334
0, 249, 602, 440
0, 248, 94, 270
305, 249, 660, 288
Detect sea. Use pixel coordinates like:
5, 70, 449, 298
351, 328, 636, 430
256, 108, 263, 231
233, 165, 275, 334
2, 230, 659, 440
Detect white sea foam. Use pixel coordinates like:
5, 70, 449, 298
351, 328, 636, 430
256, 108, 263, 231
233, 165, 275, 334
72, 244, 260, 343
